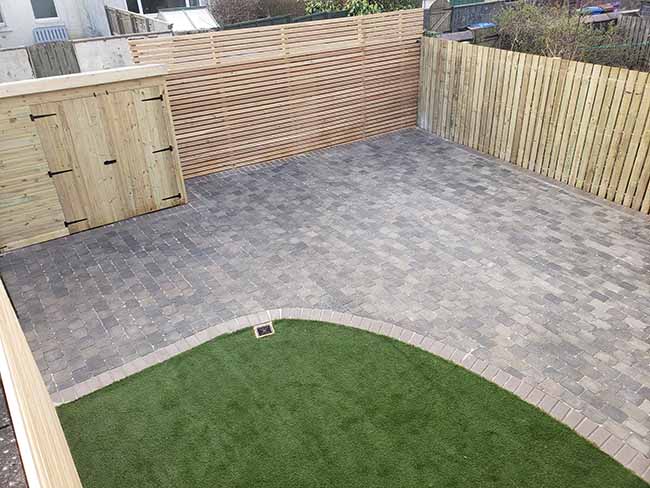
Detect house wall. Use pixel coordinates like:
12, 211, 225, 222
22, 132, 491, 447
74, 32, 171, 71
74, 36, 134, 71
0, 31, 171, 82
0, 0, 128, 48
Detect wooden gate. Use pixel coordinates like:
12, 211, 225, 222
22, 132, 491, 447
27, 41, 80, 78
0, 66, 186, 251
129, 9, 424, 178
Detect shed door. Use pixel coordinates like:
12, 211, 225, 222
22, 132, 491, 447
31, 85, 185, 235
0, 105, 68, 250
32, 96, 130, 232
132, 86, 184, 210
101, 87, 184, 214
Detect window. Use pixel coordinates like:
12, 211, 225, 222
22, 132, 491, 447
0, 5, 4, 25
129, 0, 203, 14
30, 0, 58, 19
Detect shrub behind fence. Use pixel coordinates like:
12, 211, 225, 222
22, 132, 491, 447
223, 10, 347, 30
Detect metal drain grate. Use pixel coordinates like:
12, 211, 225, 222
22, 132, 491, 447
253, 322, 275, 339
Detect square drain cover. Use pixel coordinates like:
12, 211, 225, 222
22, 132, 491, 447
253, 322, 275, 339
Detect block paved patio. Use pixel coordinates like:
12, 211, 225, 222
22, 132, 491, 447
1, 129, 650, 458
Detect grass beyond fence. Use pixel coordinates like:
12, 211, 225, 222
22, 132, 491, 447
418, 37, 650, 215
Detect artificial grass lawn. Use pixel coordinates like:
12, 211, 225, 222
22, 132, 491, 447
58, 320, 647, 488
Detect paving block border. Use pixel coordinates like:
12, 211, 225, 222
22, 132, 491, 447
53, 308, 650, 483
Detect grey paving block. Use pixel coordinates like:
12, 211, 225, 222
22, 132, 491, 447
564, 409, 584, 429
614, 444, 639, 467
527, 388, 545, 407
602, 435, 624, 457
590, 427, 612, 448
629, 454, 650, 476
550, 401, 571, 422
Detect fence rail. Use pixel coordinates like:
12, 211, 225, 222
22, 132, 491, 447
0, 278, 82, 488
223, 11, 347, 30
105, 6, 172, 35
130, 9, 424, 178
418, 37, 650, 214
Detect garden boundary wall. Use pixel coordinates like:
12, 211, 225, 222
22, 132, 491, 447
418, 37, 650, 215
129, 9, 424, 178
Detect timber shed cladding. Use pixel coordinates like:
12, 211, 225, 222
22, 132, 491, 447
0, 66, 187, 252
129, 9, 425, 178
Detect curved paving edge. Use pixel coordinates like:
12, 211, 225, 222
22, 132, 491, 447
52, 307, 650, 483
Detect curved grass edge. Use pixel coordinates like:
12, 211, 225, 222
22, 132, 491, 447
53, 307, 650, 483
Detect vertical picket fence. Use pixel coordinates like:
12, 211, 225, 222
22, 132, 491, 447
418, 37, 650, 214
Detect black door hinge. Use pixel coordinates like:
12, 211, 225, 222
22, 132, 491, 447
30, 113, 57, 121
64, 218, 88, 227
48, 169, 73, 177
142, 94, 164, 102
162, 193, 181, 201
104, 159, 118, 165
153, 145, 174, 154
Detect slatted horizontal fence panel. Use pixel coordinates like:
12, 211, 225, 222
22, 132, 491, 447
418, 37, 650, 214
129, 10, 424, 178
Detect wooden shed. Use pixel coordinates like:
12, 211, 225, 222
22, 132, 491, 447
0, 65, 187, 252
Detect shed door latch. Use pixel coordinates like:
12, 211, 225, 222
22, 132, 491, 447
48, 169, 73, 177
30, 113, 57, 121
162, 193, 181, 201
64, 218, 88, 227
153, 145, 174, 154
